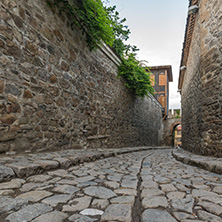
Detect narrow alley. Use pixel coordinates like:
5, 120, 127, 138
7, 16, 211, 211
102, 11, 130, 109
0, 0, 222, 221
0, 148, 221, 222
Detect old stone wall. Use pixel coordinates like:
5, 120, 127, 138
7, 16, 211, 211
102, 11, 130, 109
181, 0, 222, 157
0, 0, 163, 154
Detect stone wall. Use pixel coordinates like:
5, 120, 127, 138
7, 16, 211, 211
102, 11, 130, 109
0, 0, 163, 154
180, 0, 222, 157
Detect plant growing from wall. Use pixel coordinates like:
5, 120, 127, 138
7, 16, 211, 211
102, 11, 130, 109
175, 109, 180, 118
47, 0, 154, 97
118, 54, 154, 97
47, 0, 115, 49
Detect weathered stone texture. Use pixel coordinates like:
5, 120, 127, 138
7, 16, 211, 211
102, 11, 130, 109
0, 0, 163, 153
181, 0, 222, 157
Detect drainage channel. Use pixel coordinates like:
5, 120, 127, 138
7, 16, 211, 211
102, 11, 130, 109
132, 153, 153, 222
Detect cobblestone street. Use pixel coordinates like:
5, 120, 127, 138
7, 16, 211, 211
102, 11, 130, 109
0, 148, 221, 222
0, 0, 222, 221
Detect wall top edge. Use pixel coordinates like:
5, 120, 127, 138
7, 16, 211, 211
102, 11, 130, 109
100, 43, 122, 66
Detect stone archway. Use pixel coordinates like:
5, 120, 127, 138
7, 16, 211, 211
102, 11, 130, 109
170, 121, 181, 135
163, 118, 181, 146
170, 122, 181, 146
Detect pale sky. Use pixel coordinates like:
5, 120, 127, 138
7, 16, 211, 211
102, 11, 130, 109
107, 0, 189, 109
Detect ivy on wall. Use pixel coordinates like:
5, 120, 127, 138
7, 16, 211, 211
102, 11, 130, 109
118, 55, 154, 97
47, 0, 154, 97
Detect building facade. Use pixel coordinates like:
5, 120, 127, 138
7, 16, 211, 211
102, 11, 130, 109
148, 66, 173, 117
174, 125, 182, 147
178, 0, 222, 157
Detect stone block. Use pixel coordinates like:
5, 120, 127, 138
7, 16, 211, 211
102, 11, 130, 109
84, 186, 117, 199
101, 204, 132, 222
142, 196, 168, 208
142, 209, 177, 222
19, 7, 25, 20
35, 94, 45, 104
0, 196, 28, 212
61, 61, 69, 71
47, 44, 56, 55
11, 13, 24, 29
50, 75, 57, 83
32, 211, 68, 222
23, 89, 33, 98
6, 162, 41, 177
0, 131, 16, 142
33, 57, 44, 67
37, 68, 47, 80
54, 29, 64, 41
16, 191, 53, 202
0, 80, 4, 93
69, 49, 76, 61
0, 114, 16, 124
53, 158, 72, 168
42, 194, 72, 207
10, 138, 31, 152
5, 203, 53, 222
49, 86, 59, 96
26, 41, 39, 55
56, 97, 64, 106
0, 178, 25, 190
0, 143, 10, 153
33, 160, 59, 170
5, 84, 21, 96
0, 39, 5, 47
0, 165, 15, 182
171, 197, 194, 214
8, 103, 21, 113
4, 43, 21, 59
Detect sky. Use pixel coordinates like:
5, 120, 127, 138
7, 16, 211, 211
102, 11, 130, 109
106, 0, 189, 109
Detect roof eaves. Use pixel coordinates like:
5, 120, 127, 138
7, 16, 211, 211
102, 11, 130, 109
149, 65, 173, 82
178, 0, 199, 90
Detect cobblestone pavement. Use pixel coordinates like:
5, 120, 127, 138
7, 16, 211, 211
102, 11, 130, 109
0, 149, 222, 222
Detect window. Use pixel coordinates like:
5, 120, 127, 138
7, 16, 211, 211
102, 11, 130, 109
159, 73, 165, 86
158, 95, 165, 108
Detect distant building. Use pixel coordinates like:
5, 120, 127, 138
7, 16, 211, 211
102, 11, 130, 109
174, 125, 182, 147
168, 109, 181, 118
148, 66, 173, 117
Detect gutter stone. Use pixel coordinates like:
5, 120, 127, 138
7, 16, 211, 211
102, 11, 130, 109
172, 149, 222, 175
0, 147, 169, 182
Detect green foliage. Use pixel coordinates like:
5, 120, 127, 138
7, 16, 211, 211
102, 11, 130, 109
118, 54, 154, 97
103, 4, 154, 97
47, 0, 115, 49
47, 0, 154, 97
176, 109, 180, 116
104, 5, 136, 57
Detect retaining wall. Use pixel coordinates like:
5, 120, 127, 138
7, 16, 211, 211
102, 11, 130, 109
0, 0, 163, 154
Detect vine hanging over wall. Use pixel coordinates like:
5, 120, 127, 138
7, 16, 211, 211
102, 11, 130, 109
47, 0, 154, 97
118, 55, 154, 97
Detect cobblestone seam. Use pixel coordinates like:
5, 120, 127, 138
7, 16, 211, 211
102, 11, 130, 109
132, 155, 153, 222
